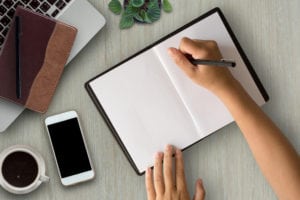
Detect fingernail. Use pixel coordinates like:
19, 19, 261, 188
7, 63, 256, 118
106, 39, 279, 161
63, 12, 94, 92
165, 144, 172, 151
168, 48, 176, 57
146, 167, 151, 175
146, 168, 149, 175
197, 179, 203, 185
175, 148, 182, 155
155, 152, 162, 159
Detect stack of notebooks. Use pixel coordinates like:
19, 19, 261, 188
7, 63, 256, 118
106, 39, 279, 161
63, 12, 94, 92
0, 7, 77, 113
86, 7, 269, 175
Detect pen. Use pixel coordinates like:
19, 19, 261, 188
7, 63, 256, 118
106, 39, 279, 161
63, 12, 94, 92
15, 16, 21, 99
189, 58, 236, 67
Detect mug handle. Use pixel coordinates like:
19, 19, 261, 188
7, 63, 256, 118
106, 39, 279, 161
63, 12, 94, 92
40, 175, 50, 182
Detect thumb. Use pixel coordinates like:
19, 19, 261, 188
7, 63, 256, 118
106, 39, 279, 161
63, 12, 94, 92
168, 47, 196, 78
193, 179, 206, 200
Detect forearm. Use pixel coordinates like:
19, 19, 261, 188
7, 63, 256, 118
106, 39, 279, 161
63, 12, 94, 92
214, 79, 300, 200
169, 37, 300, 199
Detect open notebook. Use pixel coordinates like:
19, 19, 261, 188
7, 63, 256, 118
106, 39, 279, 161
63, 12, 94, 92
85, 7, 269, 175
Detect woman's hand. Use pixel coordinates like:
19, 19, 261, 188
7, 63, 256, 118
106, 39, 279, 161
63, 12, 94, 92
145, 145, 205, 200
168, 37, 236, 95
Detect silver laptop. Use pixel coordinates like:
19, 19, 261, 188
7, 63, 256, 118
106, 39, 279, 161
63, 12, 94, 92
0, 0, 106, 132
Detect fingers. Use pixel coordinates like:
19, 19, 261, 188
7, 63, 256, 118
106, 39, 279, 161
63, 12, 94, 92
193, 179, 206, 200
145, 168, 155, 200
175, 148, 188, 191
168, 47, 196, 78
179, 37, 204, 56
148, 145, 191, 199
154, 152, 164, 195
180, 37, 215, 59
164, 145, 175, 191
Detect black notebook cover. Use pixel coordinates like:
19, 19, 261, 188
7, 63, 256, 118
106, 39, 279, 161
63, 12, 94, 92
85, 7, 269, 175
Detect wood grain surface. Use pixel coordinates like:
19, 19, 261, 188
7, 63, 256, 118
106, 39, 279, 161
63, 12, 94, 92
0, 0, 299, 199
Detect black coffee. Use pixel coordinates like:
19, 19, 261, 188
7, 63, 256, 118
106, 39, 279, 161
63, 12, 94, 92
2, 151, 38, 187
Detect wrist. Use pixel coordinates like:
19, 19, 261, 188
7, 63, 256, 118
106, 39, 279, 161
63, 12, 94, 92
211, 78, 242, 99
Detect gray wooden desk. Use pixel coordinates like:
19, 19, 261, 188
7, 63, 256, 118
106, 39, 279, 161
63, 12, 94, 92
1, 0, 299, 199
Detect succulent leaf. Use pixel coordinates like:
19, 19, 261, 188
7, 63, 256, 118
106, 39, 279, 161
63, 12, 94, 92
163, 0, 172, 13
146, 0, 161, 22
134, 12, 144, 22
120, 13, 134, 29
108, 0, 122, 15
140, 10, 152, 23
132, 0, 145, 8
125, 3, 140, 15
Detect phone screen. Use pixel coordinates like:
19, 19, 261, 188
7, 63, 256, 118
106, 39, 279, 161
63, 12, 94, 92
47, 118, 92, 178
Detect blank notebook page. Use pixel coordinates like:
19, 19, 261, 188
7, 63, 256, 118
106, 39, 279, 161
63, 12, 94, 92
89, 50, 200, 173
154, 12, 266, 138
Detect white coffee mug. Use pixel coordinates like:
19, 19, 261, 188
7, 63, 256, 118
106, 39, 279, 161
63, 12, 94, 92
0, 145, 50, 194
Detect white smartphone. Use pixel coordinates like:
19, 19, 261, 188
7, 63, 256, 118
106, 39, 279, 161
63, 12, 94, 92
45, 110, 95, 186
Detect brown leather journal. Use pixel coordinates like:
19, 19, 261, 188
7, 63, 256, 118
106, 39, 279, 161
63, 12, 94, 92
0, 7, 77, 113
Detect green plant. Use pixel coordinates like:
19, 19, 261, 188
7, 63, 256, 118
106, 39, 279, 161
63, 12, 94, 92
108, 0, 173, 29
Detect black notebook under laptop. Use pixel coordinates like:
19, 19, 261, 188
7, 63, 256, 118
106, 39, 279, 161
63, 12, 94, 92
85, 7, 269, 175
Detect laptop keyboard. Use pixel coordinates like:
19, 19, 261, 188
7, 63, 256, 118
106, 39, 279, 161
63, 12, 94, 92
0, 0, 73, 50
